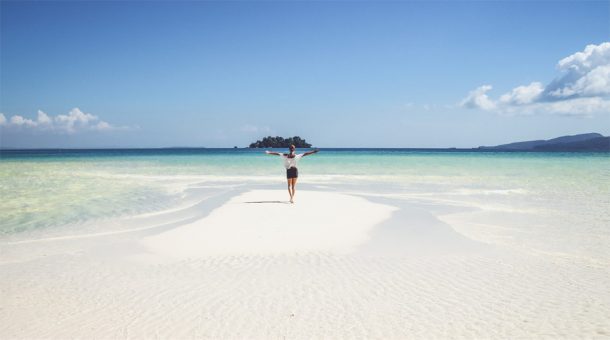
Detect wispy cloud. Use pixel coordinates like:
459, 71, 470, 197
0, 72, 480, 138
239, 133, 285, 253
460, 85, 497, 110
461, 42, 610, 116
0, 108, 130, 133
402, 102, 446, 112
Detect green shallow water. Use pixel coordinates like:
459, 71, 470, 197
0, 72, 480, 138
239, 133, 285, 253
1, 149, 609, 262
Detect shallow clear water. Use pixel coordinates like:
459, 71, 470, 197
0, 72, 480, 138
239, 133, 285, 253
1, 148, 609, 262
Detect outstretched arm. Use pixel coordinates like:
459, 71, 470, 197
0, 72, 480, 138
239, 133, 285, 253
302, 149, 319, 157
265, 151, 283, 156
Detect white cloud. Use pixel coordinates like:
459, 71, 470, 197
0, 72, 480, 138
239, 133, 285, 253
548, 42, 610, 99
54, 108, 100, 133
37, 110, 52, 125
461, 42, 610, 116
550, 64, 610, 98
460, 85, 496, 110
10, 115, 37, 127
499, 82, 544, 105
501, 97, 610, 117
95, 121, 112, 131
557, 42, 610, 74
0, 108, 127, 133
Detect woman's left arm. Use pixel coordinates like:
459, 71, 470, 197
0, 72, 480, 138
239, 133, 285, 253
302, 149, 319, 157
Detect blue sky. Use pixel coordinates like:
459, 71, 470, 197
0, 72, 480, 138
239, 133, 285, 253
1, 1, 609, 148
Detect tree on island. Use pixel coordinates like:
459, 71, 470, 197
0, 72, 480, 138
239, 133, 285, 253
249, 136, 312, 148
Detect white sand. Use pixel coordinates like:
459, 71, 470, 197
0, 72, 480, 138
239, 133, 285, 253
1, 188, 609, 339
141, 190, 397, 259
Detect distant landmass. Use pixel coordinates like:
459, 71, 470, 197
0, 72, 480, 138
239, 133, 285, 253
478, 133, 610, 152
249, 136, 312, 148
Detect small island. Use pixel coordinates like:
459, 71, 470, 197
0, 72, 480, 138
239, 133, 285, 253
249, 136, 312, 148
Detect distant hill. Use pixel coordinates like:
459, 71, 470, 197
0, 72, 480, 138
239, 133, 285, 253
531, 136, 610, 151
249, 136, 312, 148
479, 133, 609, 152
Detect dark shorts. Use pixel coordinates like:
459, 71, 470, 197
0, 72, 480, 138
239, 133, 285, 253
287, 167, 298, 179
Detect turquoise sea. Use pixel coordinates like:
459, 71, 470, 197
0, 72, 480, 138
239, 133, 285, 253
1, 148, 609, 263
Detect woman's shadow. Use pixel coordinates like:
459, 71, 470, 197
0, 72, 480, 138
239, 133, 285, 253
244, 201, 291, 204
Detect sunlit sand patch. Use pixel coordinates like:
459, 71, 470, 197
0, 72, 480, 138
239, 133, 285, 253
141, 190, 398, 258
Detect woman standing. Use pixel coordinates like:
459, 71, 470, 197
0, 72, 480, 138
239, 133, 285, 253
265, 145, 319, 203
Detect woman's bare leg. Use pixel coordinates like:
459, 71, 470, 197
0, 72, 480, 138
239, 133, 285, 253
290, 177, 297, 203
287, 178, 293, 202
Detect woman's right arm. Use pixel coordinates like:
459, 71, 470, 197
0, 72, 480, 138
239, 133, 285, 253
265, 151, 282, 156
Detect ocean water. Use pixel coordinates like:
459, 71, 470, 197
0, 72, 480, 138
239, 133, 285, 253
1, 148, 609, 263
